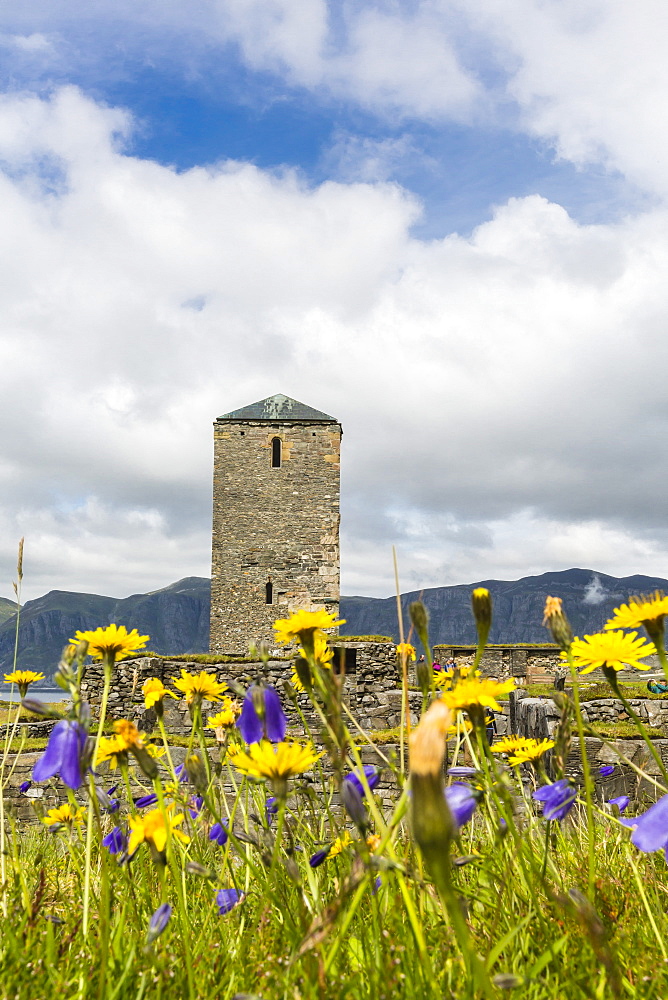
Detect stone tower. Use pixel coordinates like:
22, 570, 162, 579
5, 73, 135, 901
210, 394, 342, 652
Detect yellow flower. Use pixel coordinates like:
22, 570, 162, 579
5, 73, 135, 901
439, 677, 515, 714
206, 697, 241, 729
605, 592, 668, 636
273, 608, 345, 644
113, 719, 144, 750
127, 806, 190, 856
434, 664, 480, 691
3, 670, 45, 696
143, 677, 177, 710
492, 735, 554, 766
366, 833, 381, 852
96, 735, 130, 768
328, 832, 352, 859
43, 804, 84, 828
445, 719, 473, 739
224, 741, 242, 761
396, 643, 416, 661
567, 631, 657, 675
71, 624, 149, 662
173, 669, 228, 704
231, 740, 323, 780
508, 739, 554, 766
144, 742, 166, 760
291, 633, 335, 691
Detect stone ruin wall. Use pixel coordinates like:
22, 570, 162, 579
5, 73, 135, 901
434, 644, 559, 682
6, 641, 407, 821
433, 643, 664, 686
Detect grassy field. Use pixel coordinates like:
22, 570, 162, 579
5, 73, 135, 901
3, 594, 668, 1000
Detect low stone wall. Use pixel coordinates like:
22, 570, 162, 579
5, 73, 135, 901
510, 691, 668, 800
79, 642, 404, 737
510, 690, 668, 736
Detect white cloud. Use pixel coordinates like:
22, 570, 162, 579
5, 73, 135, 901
0, 88, 666, 601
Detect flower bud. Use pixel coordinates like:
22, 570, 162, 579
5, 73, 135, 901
341, 779, 368, 832
542, 596, 573, 651
130, 745, 159, 780
146, 902, 172, 944
185, 861, 216, 879
184, 753, 208, 791
471, 588, 492, 648
416, 659, 431, 697
22, 698, 61, 718
409, 701, 455, 887
409, 601, 428, 634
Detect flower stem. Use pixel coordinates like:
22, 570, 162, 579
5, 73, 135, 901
566, 653, 596, 896
83, 653, 113, 935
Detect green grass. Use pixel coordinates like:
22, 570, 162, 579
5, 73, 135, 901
118, 651, 293, 663
524, 681, 666, 700
4, 755, 668, 1000
6, 625, 668, 999
589, 720, 666, 739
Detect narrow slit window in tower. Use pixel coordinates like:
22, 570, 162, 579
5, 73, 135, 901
265, 580, 273, 604
271, 437, 282, 468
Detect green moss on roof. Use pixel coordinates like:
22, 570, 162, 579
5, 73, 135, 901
335, 635, 393, 643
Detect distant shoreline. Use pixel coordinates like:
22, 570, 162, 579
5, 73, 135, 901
0, 687, 70, 703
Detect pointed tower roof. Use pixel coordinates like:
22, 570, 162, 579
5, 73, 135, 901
217, 394, 337, 422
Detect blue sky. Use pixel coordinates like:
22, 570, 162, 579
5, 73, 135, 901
62, 46, 649, 239
0, 2, 667, 602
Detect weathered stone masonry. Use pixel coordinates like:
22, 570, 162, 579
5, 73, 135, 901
210, 394, 342, 653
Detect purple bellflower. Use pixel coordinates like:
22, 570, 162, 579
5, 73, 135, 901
147, 903, 172, 944
33, 719, 88, 790
209, 822, 228, 847
215, 888, 243, 914
445, 783, 478, 830
237, 685, 286, 743
608, 795, 630, 813
19, 781, 31, 794
447, 766, 478, 778
533, 779, 577, 821
309, 845, 332, 868
95, 786, 120, 814
102, 827, 127, 855
343, 765, 380, 798
135, 793, 158, 809
599, 765, 615, 777
189, 795, 204, 819
621, 793, 668, 855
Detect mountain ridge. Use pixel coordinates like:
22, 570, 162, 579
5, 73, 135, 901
0, 568, 665, 675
